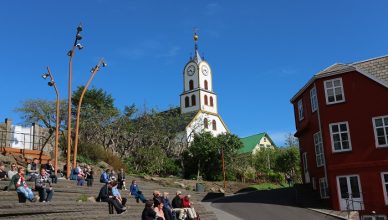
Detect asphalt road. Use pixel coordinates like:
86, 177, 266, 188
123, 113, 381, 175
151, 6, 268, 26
211, 189, 339, 220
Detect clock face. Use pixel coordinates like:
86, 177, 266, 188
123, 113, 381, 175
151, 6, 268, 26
187, 65, 195, 76
201, 65, 209, 76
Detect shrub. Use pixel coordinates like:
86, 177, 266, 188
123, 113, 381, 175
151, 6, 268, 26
267, 172, 284, 183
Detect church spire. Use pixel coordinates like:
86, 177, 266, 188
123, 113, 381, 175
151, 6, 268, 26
192, 31, 202, 63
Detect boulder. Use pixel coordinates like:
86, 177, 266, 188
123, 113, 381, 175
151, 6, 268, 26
210, 187, 217, 192
219, 188, 225, 193
0, 154, 17, 165
174, 181, 185, 188
151, 177, 160, 181
87, 197, 96, 203
96, 161, 110, 169
144, 175, 151, 180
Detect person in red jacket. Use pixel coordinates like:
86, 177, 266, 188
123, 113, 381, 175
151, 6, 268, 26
182, 195, 197, 219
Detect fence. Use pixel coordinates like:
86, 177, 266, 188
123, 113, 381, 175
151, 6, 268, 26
0, 130, 47, 151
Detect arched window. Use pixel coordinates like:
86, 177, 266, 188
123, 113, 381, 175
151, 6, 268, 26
204, 118, 208, 129
191, 95, 196, 106
204, 95, 208, 105
204, 80, 208, 90
212, 120, 217, 131
185, 97, 190, 107
189, 80, 194, 90
210, 96, 214, 107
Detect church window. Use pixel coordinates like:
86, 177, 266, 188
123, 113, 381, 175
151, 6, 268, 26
185, 97, 189, 107
204, 95, 208, 105
189, 80, 194, 90
191, 95, 196, 106
204, 80, 208, 90
210, 96, 214, 107
212, 120, 217, 131
204, 118, 208, 129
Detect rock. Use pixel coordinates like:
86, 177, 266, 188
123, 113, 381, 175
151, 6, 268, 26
97, 161, 110, 169
144, 175, 151, 180
151, 177, 160, 181
87, 197, 96, 203
219, 188, 225, 193
0, 154, 17, 165
210, 187, 217, 192
174, 181, 185, 188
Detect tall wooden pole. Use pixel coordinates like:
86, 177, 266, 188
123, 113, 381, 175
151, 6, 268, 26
46, 67, 60, 176
73, 59, 104, 168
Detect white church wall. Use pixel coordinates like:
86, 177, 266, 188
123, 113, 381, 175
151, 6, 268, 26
200, 91, 218, 114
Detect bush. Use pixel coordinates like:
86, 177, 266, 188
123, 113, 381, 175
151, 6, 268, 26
267, 172, 284, 183
77, 142, 125, 170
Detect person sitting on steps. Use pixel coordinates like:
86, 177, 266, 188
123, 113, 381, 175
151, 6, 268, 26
130, 179, 147, 203
97, 180, 126, 214
7, 163, 17, 180
154, 198, 166, 220
172, 191, 185, 220
100, 169, 110, 184
162, 192, 174, 220
0, 162, 8, 181
142, 199, 157, 220
85, 165, 94, 187
35, 168, 54, 202
9, 167, 36, 202
44, 159, 57, 184
182, 195, 197, 220
117, 168, 126, 190
26, 158, 40, 182
111, 180, 127, 206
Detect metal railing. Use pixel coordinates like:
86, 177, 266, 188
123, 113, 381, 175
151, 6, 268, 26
0, 130, 48, 151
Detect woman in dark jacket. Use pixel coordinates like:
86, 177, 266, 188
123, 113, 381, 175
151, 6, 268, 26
142, 199, 157, 220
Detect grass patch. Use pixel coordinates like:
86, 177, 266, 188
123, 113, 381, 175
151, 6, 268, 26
77, 194, 88, 202
249, 182, 286, 190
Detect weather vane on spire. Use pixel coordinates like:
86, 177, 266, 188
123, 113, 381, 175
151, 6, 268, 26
193, 27, 199, 52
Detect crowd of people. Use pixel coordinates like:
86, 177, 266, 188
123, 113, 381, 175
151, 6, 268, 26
0, 160, 200, 219
0, 159, 55, 203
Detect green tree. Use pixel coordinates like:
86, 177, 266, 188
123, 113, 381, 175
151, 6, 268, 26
183, 132, 242, 181
15, 99, 67, 130
274, 146, 301, 181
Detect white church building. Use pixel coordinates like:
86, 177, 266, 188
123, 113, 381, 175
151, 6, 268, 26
177, 33, 229, 144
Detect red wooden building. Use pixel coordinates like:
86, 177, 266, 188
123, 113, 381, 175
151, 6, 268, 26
291, 55, 388, 219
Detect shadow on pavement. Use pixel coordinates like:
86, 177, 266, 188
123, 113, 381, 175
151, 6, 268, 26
210, 184, 331, 209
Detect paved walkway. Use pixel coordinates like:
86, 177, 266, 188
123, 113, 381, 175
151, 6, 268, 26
210, 190, 341, 220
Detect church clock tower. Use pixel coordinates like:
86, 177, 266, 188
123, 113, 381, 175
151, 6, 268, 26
180, 33, 218, 114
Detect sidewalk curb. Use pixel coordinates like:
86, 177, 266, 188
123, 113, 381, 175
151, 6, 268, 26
308, 208, 350, 220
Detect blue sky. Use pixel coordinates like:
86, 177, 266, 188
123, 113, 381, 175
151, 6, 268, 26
1, 1, 388, 146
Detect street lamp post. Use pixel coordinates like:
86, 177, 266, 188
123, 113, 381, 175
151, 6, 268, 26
42, 67, 60, 176
72, 59, 107, 168
66, 24, 83, 179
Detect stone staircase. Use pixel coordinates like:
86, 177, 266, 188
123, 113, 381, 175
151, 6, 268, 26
0, 177, 218, 219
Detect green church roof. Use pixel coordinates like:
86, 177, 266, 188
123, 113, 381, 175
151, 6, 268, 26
238, 132, 267, 154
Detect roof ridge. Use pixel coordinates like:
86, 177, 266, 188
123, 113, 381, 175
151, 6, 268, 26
351, 54, 388, 65
241, 132, 266, 139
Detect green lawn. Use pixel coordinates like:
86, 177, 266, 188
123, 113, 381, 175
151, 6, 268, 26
249, 182, 287, 190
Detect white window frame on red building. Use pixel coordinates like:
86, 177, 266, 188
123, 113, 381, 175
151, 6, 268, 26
314, 132, 325, 167
381, 172, 388, 205
310, 87, 318, 112
372, 115, 388, 148
324, 78, 345, 105
298, 99, 304, 121
319, 177, 329, 199
329, 121, 352, 153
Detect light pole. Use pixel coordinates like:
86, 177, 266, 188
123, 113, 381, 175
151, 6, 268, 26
66, 24, 83, 179
42, 67, 60, 176
72, 59, 107, 168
